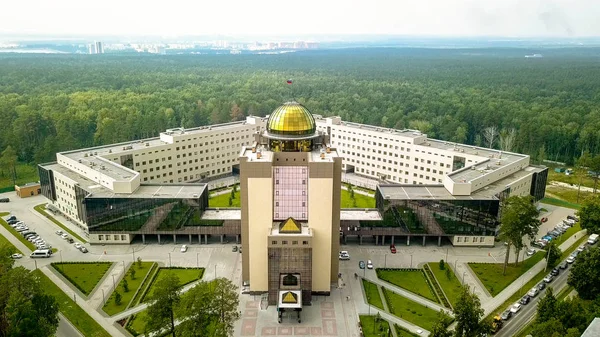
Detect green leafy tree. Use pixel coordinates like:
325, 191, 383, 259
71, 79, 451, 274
576, 196, 600, 233
230, 188, 235, 200
145, 273, 180, 337
546, 242, 562, 268
122, 279, 129, 293
430, 311, 452, 337
439, 259, 445, 270
445, 267, 452, 280
453, 285, 490, 337
531, 318, 565, 337
114, 291, 122, 305
228, 196, 233, 207
498, 196, 540, 274
0, 146, 18, 186
177, 277, 240, 337
536, 287, 557, 323
568, 247, 600, 300
137, 257, 142, 269
130, 268, 136, 280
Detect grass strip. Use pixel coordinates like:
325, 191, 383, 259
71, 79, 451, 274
0, 212, 22, 254
341, 189, 376, 208
208, 191, 240, 207
427, 262, 462, 308
51, 262, 112, 296
33, 269, 111, 337
141, 267, 204, 302
130, 263, 159, 307
102, 262, 155, 316
377, 268, 439, 303
0, 216, 42, 252
468, 251, 545, 296
382, 288, 440, 331
359, 315, 391, 337
34, 203, 88, 243
483, 235, 589, 322
395, 324, 421, 337
362, 279, 385, 310
540, 197, 581, 210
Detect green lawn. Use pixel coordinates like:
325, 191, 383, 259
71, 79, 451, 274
52, 262, 112, 296
483, 235, 590, 323
0, 163, 38, 190
547, 170, 597, 190
382, 288, 440, 331
127, 310, 149, 336
395, 324, 421, 337
359, 315, 392, 337
208, 190, 240, 207
142, 267, 204, 302
427, 263, 462, 308
362, 279, 385, 310
32, 269, 111, 337
341, 189, 376, 208
102, 262, 156, 316
34, 204, 88, 243
376, 269, 439, 303
468, 251, 545, 296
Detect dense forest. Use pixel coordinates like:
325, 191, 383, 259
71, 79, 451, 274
1, 48, 600, 166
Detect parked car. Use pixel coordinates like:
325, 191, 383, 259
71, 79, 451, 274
67, 237, 74, 243
0, 198, 9, 203
577, 244, 587, 252
559, 261, 568, 269
339, 251, 350, 260
79, 246, 88, 253
390, 245, 396, 254
7, 219, 18, 225
6, 215, 16, 221
536, 282, 546, 291
567, 215, 579, 222
232, 246, 238, 252
60, 233, 69, 240
543, 274, 554, 283
526, 247, 536, 256
540, 217, 548, 223
519, 295, 531, 305
359, 261, 365, 269
527, 287, 540, 297
55, 230, 63, 236
567, 254, 577, 264
74, 243, 82, 249
542, 235, 554, 242
501, 310, 512, 320
510, 303, 522, 313
367, 260, 373, 269
11, 253, 23, 259
551, 268, 560, 276
180, 245, 188, 253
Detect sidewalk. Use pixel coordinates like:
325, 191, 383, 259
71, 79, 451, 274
363, 275, 449, 313
482, 229, 587, 316
89, 261, 129, 310
455, 261, 493, 303
40, 266, 128, 337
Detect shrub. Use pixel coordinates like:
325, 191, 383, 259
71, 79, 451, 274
115, 292, 122, 305
439, 260, 445, 270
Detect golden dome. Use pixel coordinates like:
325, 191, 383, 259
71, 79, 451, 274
267, 102, 316, 136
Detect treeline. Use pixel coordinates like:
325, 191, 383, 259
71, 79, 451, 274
1, 48, 600, 165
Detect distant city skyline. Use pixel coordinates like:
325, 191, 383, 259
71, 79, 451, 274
1, 0, 599, 38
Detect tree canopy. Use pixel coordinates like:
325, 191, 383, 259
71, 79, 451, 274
452, 285, 490, 337
577, 196, 600, 233
568, 246, 600, 300
498, 196, 540, 273
0, 48, 600, 166
145, 273, 181, 337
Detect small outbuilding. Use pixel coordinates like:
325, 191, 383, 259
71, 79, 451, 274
15, 182, 41, 198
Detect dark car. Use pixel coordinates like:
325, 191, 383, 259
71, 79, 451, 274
567, 215, 579, 222
7, 215, 16, 221
0, 198, 9, 203
536, 282, 546, 291
67, 238, 74, 243
7, 219, 18, 225
559, 261, 568, 269
359, 261, 365, 269
79, 246, 88, 253
551, 268, 560, 276
519, 295, 531, 305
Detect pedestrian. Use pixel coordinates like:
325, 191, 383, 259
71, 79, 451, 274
346, 296, 350, 301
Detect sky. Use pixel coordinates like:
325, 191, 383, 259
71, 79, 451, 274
1, 0, 599, 37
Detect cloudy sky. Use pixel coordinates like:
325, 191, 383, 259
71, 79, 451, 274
1, 0, 598, 37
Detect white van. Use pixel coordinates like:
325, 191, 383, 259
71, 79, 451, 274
30, 249, 52, 258
588, 234, 599, 245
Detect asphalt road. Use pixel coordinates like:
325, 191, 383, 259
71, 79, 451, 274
495, 261, 573, 337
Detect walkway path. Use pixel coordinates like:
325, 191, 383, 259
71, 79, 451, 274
89, 261, 129, 310
363, 275, 449, 313
482, 229, 587, 316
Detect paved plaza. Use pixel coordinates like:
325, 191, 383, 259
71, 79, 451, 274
0, 191, 579, 337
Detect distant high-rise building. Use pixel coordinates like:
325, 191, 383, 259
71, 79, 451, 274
88, 41, 104, 54
95, 41, 104, 54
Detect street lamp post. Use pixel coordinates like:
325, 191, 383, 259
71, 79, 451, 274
214, 264, 217, 279
462, 271, 467, 283
384, 254, 387, 268
112, 275, 116, 290
102, 289, 105, 305
196, 253, 199, 268
410, 254, 413, 269
168, 253, 172, 268
132, 250, 135, 262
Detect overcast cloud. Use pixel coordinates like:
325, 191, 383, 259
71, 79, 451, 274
0, 0, 598, 37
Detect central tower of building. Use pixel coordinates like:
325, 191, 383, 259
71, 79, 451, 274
240, 101, 341, 307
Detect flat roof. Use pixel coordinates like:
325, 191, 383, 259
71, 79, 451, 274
41, 162, 113, 194
86, 184, 207, 199
582, 318, 600, 337
201, 209, 241, 220
340, 209, 382, 221
17, 182, 40, 187
378, 184, 498, 200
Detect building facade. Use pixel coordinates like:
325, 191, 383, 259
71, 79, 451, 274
38, 101, 546, 247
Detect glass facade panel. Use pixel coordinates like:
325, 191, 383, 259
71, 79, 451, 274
273, 166, 308, 220
38, 165, 56, 201
85, 195, 205, 232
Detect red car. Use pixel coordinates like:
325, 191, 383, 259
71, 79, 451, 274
390, 245, 396, 254
541, 217, 548, 223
